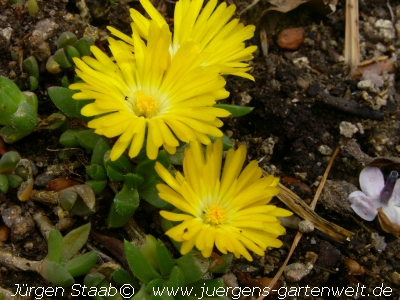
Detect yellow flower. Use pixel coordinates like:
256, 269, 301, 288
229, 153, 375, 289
108, 0, 257, 80
69, 22, 230, 161
155, 138, 292, 261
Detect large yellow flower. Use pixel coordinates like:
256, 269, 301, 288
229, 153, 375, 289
155, 138, 292, 261
108, 0, 257, 80
69, 22, 230, 160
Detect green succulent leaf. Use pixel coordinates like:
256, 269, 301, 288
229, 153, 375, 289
107, 202, 135, 228
0, 174, 9, 193
28, 76, 39, 91
140, 178, 173, 210
213, 104, 253, 117
53, 48, 73, 68
74, 37, 94, 57
57, 31, 78, 49
87, 164, 107, 180
208, 134, 233, 150
166, 143, 189, 165
135, 150, 169, 179
156, 241, 175, 277
175, 254, 209, 284
91, 138, 111, 165
0, 76, 25, 108
208, 253, 233, 274
166, 266, 185, 290
40, 258, 74, 287
23, 56, 39, 79
0, 151, 20, 173
112, 269, 140, 290
113, 173, 141, 215
84, 271, 105, 288
124, 240, 161, 284
104, 150, 133, 175
10, 101, 37, 132
62, 223, 91, 260
64, 251, 98, 277
6, 174, 23, 188
140, 235, 159, 271
47, 228, 64, 262
48, 87, 92, 122
85, 179, 107, 194
65, 45, 81, 63
0, 127, 31, 144
146, 278, 164, 293
76, 129, 105, 151
59, 129, 84, 148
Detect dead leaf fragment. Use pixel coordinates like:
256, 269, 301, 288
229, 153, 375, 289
267, 0, 308, 12
377, 207, 400, 238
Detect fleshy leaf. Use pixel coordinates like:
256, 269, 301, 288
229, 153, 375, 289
64, 251, 98, 277
175, 254, 209, 284
40, 258, 74, 287
48, 87, 92, 122
213, 104, 253, 117
124, 240, 161, 284
47, 228, 64, 262
62, 223, 91, 260
156, 241, 175, 277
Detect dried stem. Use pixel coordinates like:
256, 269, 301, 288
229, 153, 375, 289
0, 249, 41, 273
344, 0, 360, 69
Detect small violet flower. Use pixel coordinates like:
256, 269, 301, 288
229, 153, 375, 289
349, 166, 400, 224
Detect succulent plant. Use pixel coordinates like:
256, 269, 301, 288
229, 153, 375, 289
46, 32, 95, 74
0, 76, 38, 143
0, 151, 23, 193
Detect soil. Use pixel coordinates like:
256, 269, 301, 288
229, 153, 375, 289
1, 0, 400, 299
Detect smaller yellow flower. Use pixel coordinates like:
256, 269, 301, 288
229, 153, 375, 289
108, 0, 257, 80
155, 138, 292, 261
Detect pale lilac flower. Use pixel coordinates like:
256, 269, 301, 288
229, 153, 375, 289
349, 166, 400, 223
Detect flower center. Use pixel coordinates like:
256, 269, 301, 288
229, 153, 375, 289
204, 205, 226, 227
133, 90, 158, 118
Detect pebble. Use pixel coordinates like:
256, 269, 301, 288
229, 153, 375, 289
374, 19, 396, 40
277, 27, 305, 50
316, 240, 341, 269
389, 271, 400, 286
339, 121, 359, 138
284, 262, 313, 283
1, 206, 35, 242
298, 220, 314, 233
318, 145, 333, 156
0, 27, 12, 49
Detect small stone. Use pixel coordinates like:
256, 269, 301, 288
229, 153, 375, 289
298, 220, 314, 233
294, 172, 307, 181
222, 273, 239, 289
357, 79, 373, 90
318, 145, 333, 156
1, 206, 35, 242
277, 27, 305, 50
284, 262, 313, 283
339, 121, 359, 138
389, 271, 400, 286
260, 137, 275, 155
370, 232, 387, 251
305, 252, 318, 264
292, 56, 309, 68
0, 27, 13, 49
239, 91, 252, 105
374, 19, 394, 29
316, 241, 341, 269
